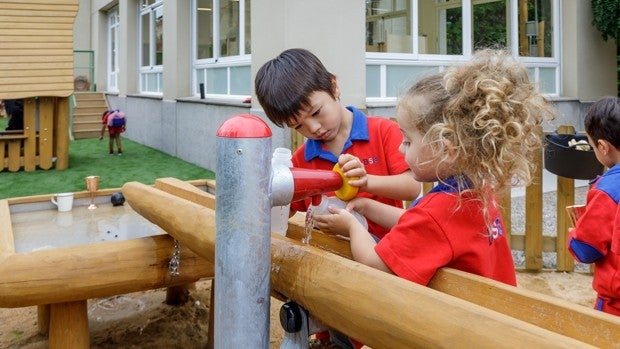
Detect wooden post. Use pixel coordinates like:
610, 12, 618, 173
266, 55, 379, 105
555, 125, 576, 271
7, 138, 21, 172
518, 0, 529, 56
55, 97, 70, 170
525, 139, 543, 271
48, 300, 89, 349
23, 98, 37, 172
0, 139, 4, 171
39, 97, 55, 170
556, 176, 575, 271
538, 20, 545, 57
165, 285, 190, 305
37, 304, 50, 335
500, 192, 512, 245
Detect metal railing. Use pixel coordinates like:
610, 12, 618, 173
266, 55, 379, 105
73, 50, 95, 92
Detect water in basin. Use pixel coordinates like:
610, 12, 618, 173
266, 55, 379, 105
11, 203, 164, 253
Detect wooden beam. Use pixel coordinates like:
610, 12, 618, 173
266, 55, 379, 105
429, 268, 620, 348
0, 234, 212, 307
122, 181, 598, 348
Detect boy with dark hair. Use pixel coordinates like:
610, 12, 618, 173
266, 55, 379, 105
256, 48, 420, 348
255, 48, 420, 239
568, 96, 620, 316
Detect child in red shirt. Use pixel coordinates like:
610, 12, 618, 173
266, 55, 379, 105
314, 49, 556, 347
99, 110, 126, 155
255, 48, 421, 239
255, 48, 421, 348
568, 96, 620, 316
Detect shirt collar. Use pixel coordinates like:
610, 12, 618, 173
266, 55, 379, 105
409, 176, 472, 208
304, 106, 369, 162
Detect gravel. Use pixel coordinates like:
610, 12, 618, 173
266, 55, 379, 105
509, 186, 590, 271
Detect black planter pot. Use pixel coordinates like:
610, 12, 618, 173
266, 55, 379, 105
543, 133, 604, 180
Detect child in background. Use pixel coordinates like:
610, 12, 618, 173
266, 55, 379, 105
255, 48, 421, 240
99, 110, 126, 155
3, 99, 24, 131
314, 50, 555, 345
568, 96, 620, 316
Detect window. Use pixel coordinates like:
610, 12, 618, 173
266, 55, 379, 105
366, 0, 410, 53
107, 8, 119, 92
518, 0, 553, 57
365, 0, 560, 100
139, 0, 164, 94
192, 0, 251, 98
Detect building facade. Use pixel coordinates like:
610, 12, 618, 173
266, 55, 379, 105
74, 0, 618, 172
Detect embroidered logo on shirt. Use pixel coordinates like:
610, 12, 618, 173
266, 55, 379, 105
488, 217, 504, 245
361, 157, 380, 166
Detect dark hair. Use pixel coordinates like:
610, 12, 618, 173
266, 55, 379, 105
584, 96, 620, 148
255, 48, 336, 127
4, 99, 24, 131
4, 99, 23, 117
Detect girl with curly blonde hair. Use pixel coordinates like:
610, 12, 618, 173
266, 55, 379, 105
314, 49, 556, 290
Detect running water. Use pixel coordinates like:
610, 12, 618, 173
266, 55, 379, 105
303, 208, 314, 244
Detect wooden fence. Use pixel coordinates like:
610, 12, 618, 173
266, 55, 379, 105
0, 97, 70, 172
0, 0, 78, 172
293, 125, 593, 273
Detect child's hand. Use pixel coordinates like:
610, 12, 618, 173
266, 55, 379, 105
312, 206, 361, 237
337, 154, 368, 190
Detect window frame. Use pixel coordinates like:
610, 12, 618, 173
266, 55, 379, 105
191, 0, 251, 99
138, 0, 164, 95
365, 0, 562, 103
107, 8, 120, 93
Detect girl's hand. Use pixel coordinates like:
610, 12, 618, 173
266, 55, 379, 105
337, 154, 368, 191
312, 205, 363, 237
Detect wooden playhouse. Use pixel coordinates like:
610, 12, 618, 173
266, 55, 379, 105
0, 0, 79, 172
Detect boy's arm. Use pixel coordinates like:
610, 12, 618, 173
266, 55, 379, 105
568, 189, 615, 263
338, 153, 421, 201
99, 123, 106, 140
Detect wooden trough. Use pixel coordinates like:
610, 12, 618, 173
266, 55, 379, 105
0, 182, 213, 349
122, 178, 620, 349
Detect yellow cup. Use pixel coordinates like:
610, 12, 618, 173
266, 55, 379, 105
332, 164, 359, 201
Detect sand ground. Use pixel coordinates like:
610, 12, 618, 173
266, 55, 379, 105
0, 270, 596, 349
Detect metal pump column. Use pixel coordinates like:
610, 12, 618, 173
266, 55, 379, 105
215, 114, 272, 348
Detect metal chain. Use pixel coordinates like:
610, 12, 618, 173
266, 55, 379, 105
168, 239, 181, 276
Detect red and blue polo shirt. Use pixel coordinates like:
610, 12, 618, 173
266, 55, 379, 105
290, 106, 410, 239
568, 164, 620, 315
375, 177, 517, 286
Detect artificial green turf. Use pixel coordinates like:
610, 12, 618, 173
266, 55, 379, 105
0, 137, 215, 199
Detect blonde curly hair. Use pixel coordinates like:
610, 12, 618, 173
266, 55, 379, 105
398, 49, 556, 224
